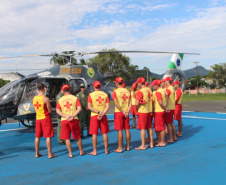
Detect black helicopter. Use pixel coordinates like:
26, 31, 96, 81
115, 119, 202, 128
0, 50, 199, 127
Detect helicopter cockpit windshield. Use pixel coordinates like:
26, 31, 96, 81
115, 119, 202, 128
0, 79, 26, 117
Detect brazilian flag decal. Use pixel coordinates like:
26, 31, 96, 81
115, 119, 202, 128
87, 67, 95, 78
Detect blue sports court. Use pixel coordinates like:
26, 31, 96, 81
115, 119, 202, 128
0, 111, 226, 185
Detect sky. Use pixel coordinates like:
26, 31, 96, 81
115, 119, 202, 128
0, 0, 226, 75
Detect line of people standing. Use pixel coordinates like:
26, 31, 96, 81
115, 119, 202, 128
32, 76, 183, 158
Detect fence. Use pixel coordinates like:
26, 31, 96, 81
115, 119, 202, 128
184, 87, 226, 95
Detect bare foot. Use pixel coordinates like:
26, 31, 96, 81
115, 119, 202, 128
89, 151, 97, 156
80, 151, 86, 156
130, 125, 136, 129
114, 148, 123, 153
48, 154, 57, 159
35, 153, 42, 158
166, 139, 174, 143
177, 133, 182, 137
105, 150, 110, 154
146, 144, 154, 148
173, 136, 178, 141
135, 146, 146, 150
155, 143, 166, 147
68, 154, 74, 158
124, 147, 131, 151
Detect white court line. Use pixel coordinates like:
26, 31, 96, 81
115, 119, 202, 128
182, 111, 194, 112
0, 128, 27, 132
217, 112, 226, 114
182, 115, 226, 121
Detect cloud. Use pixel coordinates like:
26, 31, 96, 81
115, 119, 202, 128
0, 1, 226, 76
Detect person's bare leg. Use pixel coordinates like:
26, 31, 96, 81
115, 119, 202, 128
156, 131, 166, 146
148, 128, 154, 148
65, 139, 73, 158
103, 133, 110, 154
114, 130, 123, 153
46, 137, 56, 159
77, 138, 86, 155
35, 137, 42, 158
155, 132, 160, 144
165, 124, 168, 135
145, 129, 150, 143
135, 129, 146, 150
166, 124, 174, 143
177, 120, 182, 136
89, 134, 97, 155
124, 129, 131, 150
171, 122, 177, 141
131, 116, 136, 128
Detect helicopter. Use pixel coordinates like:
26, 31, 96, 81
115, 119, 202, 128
0, 50, 199, 127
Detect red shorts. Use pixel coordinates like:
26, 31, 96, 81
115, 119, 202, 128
174, 104, 182, 120
89, 115, 110, 135
130, 105, 138, 116
154, 112, 165, 131
35, 116, 54, 138
61, 119, 81, 140
147, 113, 153, 129
137, 113, 149, 130
114, 112, 130, 130
165, 110, 174, 124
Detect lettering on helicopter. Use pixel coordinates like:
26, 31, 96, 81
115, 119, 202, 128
61, 67, 82, 74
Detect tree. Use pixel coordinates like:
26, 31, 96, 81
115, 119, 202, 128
87, 48, 137, 81
0, 78, 10, 88
208, 63, 226, 88
79, 58, 86, 65
189, 76, 209, 88
50, 56, 77, 65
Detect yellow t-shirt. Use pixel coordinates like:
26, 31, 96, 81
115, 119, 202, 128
131, 90, 137, 106
165, 85, 175, 110
88, 90, 110, 117
56, 94, 81, 121
136, 87, 150, 113
153, 88, 167, 113
112, 88, 131, 113
33, 95, 50, 120
175, 88, 183, 104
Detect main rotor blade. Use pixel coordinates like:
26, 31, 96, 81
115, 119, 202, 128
82, 51, 200, 55
0, 54, 53, 60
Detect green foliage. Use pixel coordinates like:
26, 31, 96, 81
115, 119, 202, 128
188, 76, 209, 87
0, 78, 10, 88
87, 48, 137, 81
208, 63, 226, 88
50, 56, 78, 65
79, 58, 86, 65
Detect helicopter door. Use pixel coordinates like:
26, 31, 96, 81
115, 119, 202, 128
68, 79, 85, 95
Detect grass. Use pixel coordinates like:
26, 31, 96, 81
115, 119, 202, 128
182, 93, 226, 102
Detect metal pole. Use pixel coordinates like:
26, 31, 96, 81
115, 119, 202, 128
194, 62, 200, 95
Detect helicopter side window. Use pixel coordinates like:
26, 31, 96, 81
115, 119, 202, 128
69, 79, 84, 95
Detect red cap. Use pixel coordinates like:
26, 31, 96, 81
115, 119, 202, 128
122, 83, 126, 88
150, 79, 161, 86
160, 79, 165, 83
136, 77, 145, 83
132, 82, 137, 89
113, 77, 124, 83
61, 84, 70, 91
145, 82, 149, 86
93, 81, 101, 88
172, 80, 180, 85
165, 77, 172, 82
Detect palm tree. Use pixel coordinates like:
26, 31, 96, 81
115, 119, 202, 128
50, 56, 78, 65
